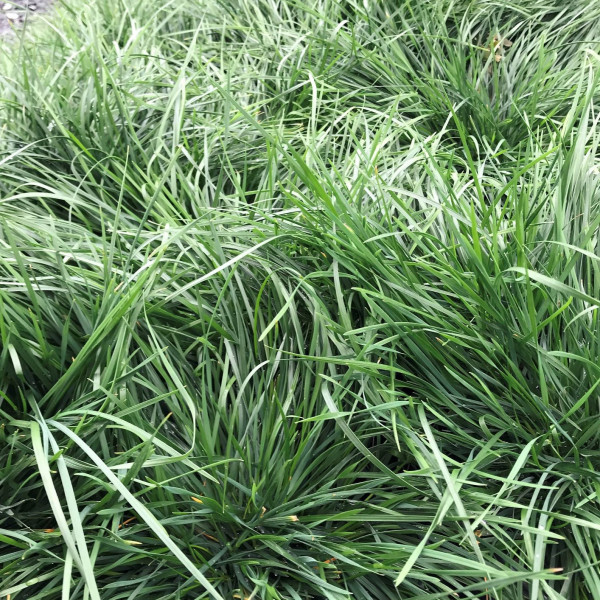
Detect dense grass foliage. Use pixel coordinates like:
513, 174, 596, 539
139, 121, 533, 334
1, 0, 600, 598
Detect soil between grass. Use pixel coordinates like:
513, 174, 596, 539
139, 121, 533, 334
0, 0, 53, 38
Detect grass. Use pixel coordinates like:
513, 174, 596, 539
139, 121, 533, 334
0, 0, 600, 598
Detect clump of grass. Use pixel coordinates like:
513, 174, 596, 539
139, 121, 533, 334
1, 0, 600, 598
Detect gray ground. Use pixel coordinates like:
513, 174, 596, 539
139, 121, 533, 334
0, 0, 53, 37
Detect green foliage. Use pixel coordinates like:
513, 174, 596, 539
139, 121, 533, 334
1, 0, 600, 598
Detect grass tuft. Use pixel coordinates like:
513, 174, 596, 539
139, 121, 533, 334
1, 0, 600, 598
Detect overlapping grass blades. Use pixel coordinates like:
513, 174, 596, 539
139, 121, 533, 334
1, 0, 600, 598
